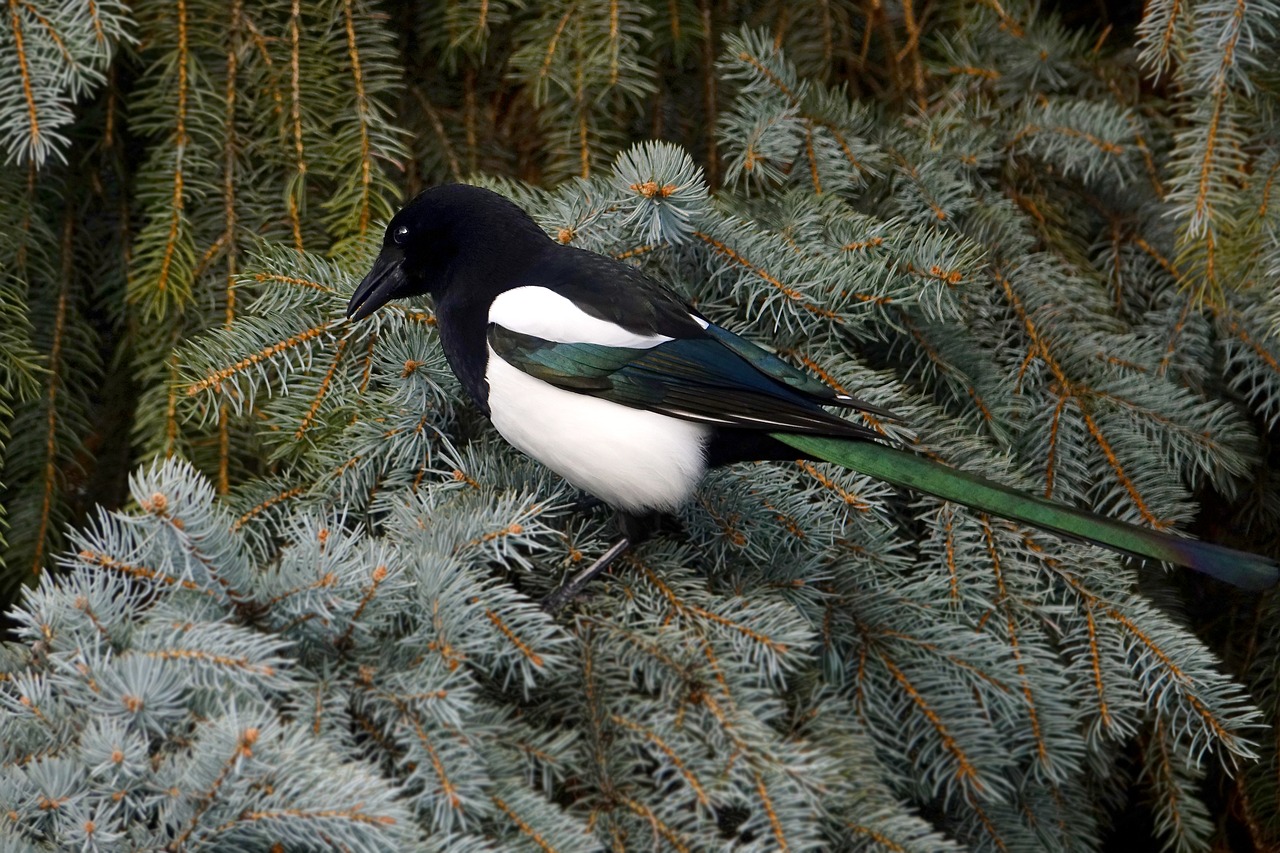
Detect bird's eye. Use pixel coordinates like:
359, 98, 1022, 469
393, 225, 409, 244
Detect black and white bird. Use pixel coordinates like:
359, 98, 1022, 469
346, 184, 1278, 608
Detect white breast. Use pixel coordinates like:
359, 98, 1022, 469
485, 345, 710, 514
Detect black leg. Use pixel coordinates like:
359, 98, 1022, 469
567, 491, 604, 513
617, 510, 664, 543
540, 511, 666, 612
541, 536, 632, 613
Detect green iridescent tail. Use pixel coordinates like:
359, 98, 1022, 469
773, 433, 1279, 591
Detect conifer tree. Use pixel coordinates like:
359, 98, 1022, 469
3, 1, 1280, 849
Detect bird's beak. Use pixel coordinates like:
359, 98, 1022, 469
346, 251, 406, 321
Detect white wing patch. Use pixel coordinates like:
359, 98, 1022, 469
489, 286, 672, 348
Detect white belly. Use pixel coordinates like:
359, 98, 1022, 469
485, 346, 710, 513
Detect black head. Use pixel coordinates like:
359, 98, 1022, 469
346, 184, 548, 321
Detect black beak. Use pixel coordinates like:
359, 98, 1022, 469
346, 251, 406, 321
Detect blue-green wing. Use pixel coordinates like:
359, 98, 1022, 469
487, 323, 882, 439
701, 324, 892, 418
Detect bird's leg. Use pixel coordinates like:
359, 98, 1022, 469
566, 491, 605, 513
540, 511, 662, 613
541, 536, 632, 613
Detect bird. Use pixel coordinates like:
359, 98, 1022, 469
346, 183, 1279, 608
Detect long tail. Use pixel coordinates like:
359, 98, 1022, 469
772, 433, 1279, 590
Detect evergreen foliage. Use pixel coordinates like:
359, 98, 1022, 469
3, 0, 1280, 849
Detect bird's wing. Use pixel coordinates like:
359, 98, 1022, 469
487, 322, 884, 441
698, 323, 896, 417
492, 248, 896, 419
531, 246, 710, 340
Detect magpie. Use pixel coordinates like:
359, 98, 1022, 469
346, 184, 1279, 607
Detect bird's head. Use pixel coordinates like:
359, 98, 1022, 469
346, 184, 546, 322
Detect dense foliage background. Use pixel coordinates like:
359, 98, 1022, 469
3, 0, 1280, 849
